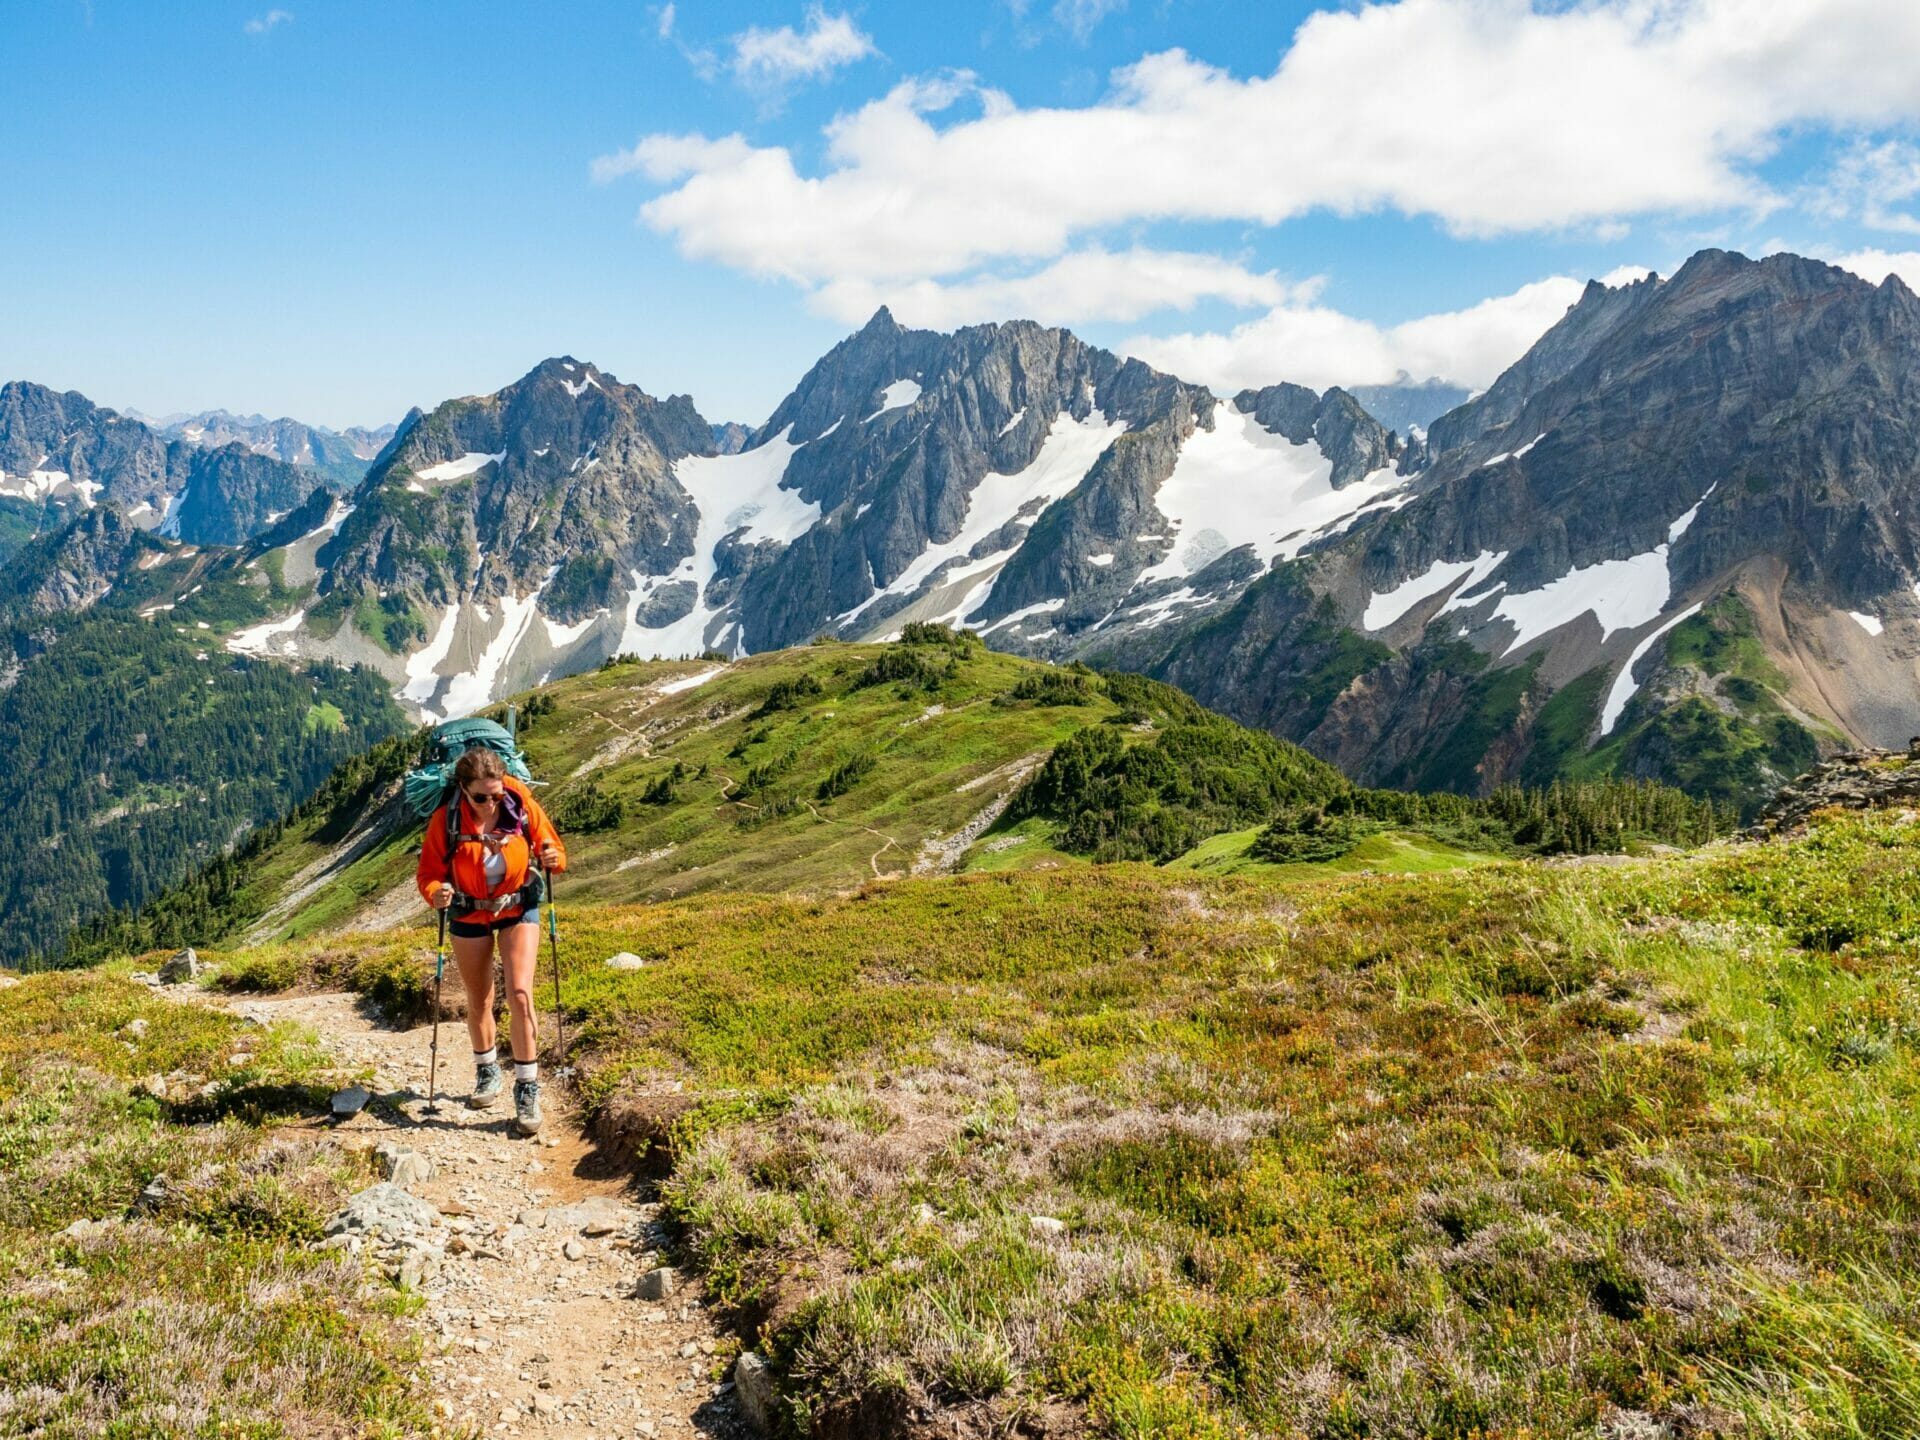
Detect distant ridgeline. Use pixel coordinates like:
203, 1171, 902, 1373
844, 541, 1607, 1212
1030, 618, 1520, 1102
53, 629, 1730, 969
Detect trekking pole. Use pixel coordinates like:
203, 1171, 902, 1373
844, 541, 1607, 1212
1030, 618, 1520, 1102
541, 862, 566, 1070
426, 907, 447, 1112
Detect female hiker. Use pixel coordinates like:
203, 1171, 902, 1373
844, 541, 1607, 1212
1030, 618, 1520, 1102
416, 747, 568, 1135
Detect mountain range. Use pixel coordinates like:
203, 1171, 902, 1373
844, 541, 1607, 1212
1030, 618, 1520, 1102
10, 248, 1918, 821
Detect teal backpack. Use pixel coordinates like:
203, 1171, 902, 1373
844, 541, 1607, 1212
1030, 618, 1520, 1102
402, 716, 535, 818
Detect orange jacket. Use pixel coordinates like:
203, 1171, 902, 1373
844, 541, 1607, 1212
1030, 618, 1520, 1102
416, 775, 567, 924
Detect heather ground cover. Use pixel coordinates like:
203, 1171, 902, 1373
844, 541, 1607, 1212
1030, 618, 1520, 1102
0, 967, 428, 1437
202, 808, 1920, 1438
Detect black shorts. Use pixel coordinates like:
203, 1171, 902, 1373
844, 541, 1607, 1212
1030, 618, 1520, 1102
450, 906, 540, 940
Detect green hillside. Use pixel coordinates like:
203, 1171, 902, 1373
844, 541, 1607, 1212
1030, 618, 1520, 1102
63, 627, 1728, 968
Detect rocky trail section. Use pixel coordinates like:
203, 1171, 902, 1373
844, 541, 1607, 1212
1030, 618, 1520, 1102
173, 985, 751, 1440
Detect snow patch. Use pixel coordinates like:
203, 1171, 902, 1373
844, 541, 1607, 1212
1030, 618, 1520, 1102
657, 666, 727, 696
980, 599, 1064, 635
815, 417, 842, 441
998, 408, 1026, 437
1849, 610, 1885, 637
863, 379, 922, 422
1363, 551, 1509, 631
1601, 604, 1704, 735
1086, 553, 1115, 568
402, 605, 462, 709
416, 451, 504, 482
619, 427, 817, 658
1137, 399, 1410, 587
1491, 491, 1713, 657
562, 371, 604, 399
226, 608, 307, 658
843, 408, 1126, 624
438, 588, 547, 721
542, 611, 599, 647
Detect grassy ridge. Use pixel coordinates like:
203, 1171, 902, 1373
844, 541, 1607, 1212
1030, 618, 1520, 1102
0, 966, 427, 1435
196, 808, 1920, 1437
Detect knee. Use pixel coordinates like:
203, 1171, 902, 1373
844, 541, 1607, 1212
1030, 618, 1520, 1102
508, 982, 536, 1013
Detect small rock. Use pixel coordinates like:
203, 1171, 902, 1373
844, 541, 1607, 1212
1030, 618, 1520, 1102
532, 1393, 560, 1418
158, 947, 199, 983
137, 1074, 168, 1100
129, 1175, 168, 1217
563, 1239, 586, 1261
734, 1352, 776, 1435
605, 951, 647, 970
125, 1017, 150, 1039
636, 1266, 678, 1301
324, 1182, 442, 1238
374, 1140, 434, 1186
0, 975, 18, 989
516, 1208, 547, 1228
226, 1052, 253, 1068
330, 1086, 371, 1118
678, 1341, 699, 1359
60, 1218, 98, 1239
498, 1403, 519, 1423
552, 1195, 634, 1237
1028, 1215, 1068, 1237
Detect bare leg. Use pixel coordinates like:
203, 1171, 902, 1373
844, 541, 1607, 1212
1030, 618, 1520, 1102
498, 919, 541, 1063
453, 933, 498, 1055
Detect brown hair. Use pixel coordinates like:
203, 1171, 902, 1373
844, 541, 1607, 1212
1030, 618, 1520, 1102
453, 748, 507, 786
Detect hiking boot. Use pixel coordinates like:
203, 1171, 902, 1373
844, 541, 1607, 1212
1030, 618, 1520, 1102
514, 1079, 543, 1136
469, 1062, 504, 1109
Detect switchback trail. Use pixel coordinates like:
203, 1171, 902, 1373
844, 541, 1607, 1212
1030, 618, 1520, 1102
191, 986, 745, 1439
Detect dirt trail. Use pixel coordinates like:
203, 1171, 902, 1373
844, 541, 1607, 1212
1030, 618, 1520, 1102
197, 988, 744, 1440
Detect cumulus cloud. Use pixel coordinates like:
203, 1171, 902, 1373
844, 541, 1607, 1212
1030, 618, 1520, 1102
601, 0, 1920, 289
728, 7, 876, 87
811, 248, 1302, 328
1830, 248, 1920, 291
1125, 266, 1655, 395
243, 8, 292, 34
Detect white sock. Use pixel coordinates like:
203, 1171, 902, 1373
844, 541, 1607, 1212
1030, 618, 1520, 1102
515, 1061, 539, 1083
474, 1047, 498, 1067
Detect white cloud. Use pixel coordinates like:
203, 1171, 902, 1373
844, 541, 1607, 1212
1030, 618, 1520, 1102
1807, 139, 1920, 235
656, 3, 675, 40
728, 7, 876, 87
243, 8, 292, 34
1125, 267, 1654, 395
1830, 248, 1920, 291
602, 0, 1920, 292
811, 248, 1303, 328
1054, 0, 1126, 43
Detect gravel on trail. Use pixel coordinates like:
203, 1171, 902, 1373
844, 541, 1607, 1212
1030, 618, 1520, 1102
197, 989, 749, 1439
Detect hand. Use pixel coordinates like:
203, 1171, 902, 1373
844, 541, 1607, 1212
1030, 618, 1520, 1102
429, 882, 454, 910
539, 842, 561, 868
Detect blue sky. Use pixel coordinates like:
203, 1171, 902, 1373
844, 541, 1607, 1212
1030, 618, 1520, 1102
4, 1, 1918, 430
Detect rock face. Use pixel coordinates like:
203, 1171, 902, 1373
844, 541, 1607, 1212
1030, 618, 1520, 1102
17, 248, 1920, 820
1140, 251, 1920, 815
1750, 744, 1920, 835
0, 382, 340, 553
